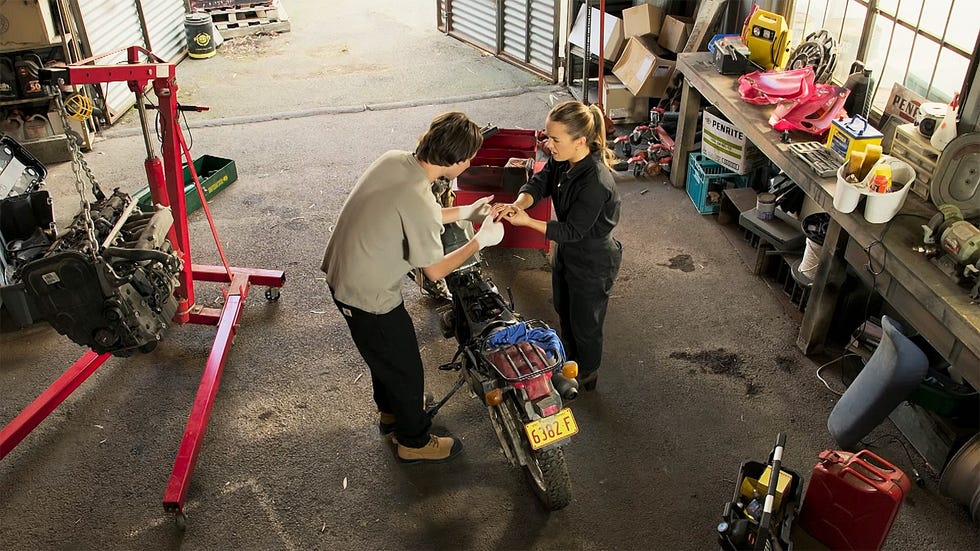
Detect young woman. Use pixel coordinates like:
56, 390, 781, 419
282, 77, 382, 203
491, 100, 622, 391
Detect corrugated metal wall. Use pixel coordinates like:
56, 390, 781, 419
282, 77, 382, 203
502, 0, 557, 78
449, 0, 498, 52
140, 0, 187, 63
75, 0, 148, 123
438, 0, 558, 81
74, 0, 186, 124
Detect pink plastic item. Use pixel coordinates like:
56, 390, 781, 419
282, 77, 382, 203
769, 84, 849, 135
738, 67, 816, 105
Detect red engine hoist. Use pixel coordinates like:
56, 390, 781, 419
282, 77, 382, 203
0, 46, 286, 525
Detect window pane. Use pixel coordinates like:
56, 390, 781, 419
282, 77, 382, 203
929, 49, 969, 103
945, 9, 980, 51
877, 0, 899, 16
790, 0, 812, 40
896, 0, 923, 26
833, 3, 868, 84
870, 21, 914, 111
904, 36, 940, 98
919, 0, 952, 38
798, 0, 828, 37
866, 14, 893, 73
823, 0, 847, 29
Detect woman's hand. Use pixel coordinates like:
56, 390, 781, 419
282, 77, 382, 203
490, 202, 517, 222
501, 206, 531, 227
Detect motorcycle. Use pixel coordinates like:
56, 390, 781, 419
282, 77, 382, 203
427, 221, 580, 511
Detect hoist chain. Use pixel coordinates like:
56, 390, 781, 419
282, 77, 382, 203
54, 88, 105, 257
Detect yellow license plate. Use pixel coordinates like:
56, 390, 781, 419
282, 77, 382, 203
524, 408, 578, 450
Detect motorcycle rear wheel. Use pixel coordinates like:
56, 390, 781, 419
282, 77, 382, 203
494, 395, 572, 511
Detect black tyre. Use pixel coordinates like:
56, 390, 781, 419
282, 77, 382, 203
498, 395, 572, 510
526, 445, 572, 510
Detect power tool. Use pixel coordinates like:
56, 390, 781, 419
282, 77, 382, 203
920, 204, 980, 298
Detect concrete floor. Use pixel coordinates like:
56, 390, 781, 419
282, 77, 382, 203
1, 1, 977, 549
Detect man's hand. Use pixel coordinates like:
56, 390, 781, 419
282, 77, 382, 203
474, 215, 504, 249
458, 195, 494, 222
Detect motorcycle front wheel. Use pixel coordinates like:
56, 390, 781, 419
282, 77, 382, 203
492, 394, 572, 511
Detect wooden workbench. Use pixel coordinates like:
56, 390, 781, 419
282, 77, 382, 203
671, 52, 980, 390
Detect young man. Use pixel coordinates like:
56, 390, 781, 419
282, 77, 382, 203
321, 112, 503, 463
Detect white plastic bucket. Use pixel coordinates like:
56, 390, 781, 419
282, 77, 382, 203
834, 163, 862, 213
833, 156, 916, 223
863, 158, 915, 224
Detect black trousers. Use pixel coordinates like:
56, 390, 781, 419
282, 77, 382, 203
331, 293, 431, 448
552, 237, 622, 378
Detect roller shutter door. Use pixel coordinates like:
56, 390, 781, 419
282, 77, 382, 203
438, 0, 558, 81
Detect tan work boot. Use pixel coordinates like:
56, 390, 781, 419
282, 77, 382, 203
396, 434, 463, 464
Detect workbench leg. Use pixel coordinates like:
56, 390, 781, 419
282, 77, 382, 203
797, 219, 848, 354
670, 77, 700, 189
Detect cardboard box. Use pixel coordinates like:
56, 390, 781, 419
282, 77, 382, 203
658, 15, 695, 53
701, 110, 764, 175
603, 75, 648, 122
622, 3, 665, 39
568, 5, 624, 62
612, 35, 676, 98
0, 0, 61, 51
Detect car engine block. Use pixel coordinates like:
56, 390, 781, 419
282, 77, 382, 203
20, 190, 182, 356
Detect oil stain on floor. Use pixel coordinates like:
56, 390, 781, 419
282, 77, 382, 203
661, 254, 696, 272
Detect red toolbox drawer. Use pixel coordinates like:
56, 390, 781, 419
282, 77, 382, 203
454, 184, 551, 252
481, 128, 537, 152
458, 129, 539, 194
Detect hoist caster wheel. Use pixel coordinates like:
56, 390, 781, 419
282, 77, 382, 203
264, 287, 281, 302
174, 512, 187, 531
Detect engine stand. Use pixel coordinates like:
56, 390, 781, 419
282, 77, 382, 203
0, 46, 285, 524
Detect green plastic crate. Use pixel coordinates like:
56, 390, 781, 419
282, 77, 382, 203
133, 155, 237, 214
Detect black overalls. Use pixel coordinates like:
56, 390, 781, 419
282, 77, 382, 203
520, 152, 622, 379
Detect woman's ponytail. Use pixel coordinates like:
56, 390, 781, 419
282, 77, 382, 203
587, 104, 617, 170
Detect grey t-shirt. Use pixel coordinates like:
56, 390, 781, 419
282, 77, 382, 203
321, 151, 444, 314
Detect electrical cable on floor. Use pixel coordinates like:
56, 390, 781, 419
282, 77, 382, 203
856, 212, 932, 342
815, 353, 861, 396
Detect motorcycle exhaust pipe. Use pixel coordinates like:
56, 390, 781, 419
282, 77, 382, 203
552, 373, 579, 401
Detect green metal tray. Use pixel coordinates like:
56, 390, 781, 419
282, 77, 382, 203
133, 155, 237, 214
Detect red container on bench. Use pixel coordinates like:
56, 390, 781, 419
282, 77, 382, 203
798, 449, 910, 550
457, 129, 538, 195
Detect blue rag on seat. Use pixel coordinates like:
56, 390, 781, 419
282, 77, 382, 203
485, 323, 565, 364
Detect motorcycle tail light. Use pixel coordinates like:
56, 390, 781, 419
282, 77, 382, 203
485, 388, 503, 406
562, 361, 579, 379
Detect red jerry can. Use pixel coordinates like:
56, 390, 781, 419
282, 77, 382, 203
798, 449, 911, 550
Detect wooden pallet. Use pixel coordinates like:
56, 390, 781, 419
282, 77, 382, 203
208, 0, 291, 39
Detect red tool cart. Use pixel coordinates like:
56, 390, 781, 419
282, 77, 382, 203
455, 128, 551, 252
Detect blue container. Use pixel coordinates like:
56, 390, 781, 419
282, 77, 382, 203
686, 152, 753, 214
